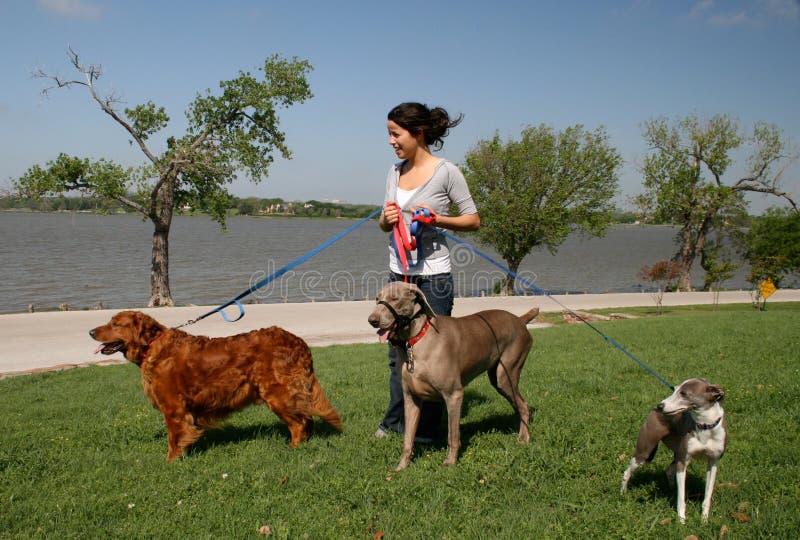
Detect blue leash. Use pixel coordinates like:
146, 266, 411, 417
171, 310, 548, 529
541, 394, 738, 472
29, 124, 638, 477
437, 229, 674, 390
175, 207, 383, 329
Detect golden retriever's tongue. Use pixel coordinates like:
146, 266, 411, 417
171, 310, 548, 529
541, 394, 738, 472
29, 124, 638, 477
94, 341, 124, 355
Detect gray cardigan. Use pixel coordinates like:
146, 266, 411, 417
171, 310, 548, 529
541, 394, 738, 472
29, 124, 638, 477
383, 159, 478, 265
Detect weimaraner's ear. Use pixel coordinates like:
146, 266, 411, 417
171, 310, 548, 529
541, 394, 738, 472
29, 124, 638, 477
409, 283, 436, 318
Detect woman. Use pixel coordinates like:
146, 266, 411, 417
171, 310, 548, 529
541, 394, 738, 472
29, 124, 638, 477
376, 102, 480, 441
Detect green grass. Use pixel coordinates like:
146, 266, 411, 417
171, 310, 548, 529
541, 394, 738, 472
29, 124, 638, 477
2, 304, 799, 539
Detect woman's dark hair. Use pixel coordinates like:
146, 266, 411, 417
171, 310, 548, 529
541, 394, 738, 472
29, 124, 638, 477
388, 102, 463, 151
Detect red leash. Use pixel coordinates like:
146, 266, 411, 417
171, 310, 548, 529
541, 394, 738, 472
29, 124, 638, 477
387, 202, 437, 281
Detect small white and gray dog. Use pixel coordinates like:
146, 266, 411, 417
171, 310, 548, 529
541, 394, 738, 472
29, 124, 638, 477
621, 378, 727, 524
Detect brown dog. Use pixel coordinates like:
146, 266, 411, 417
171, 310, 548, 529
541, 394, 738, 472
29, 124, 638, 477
90, 310, 342, 460
368, 282, 538, 470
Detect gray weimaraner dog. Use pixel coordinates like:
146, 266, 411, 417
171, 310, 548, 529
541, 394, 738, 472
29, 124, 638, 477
368, 281, 539, 470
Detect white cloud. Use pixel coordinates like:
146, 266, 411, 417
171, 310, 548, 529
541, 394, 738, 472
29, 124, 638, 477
761, 0, 800, 19
38, 0, 102, 21
708, 10, 750, 26
693, 0, 799, 27
690, 0, 715, 17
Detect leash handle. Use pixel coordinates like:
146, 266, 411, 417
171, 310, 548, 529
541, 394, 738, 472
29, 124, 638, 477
390, 204, 436, 279
411, 207, 436, 229
388, 202, 416, 250
218, 299, 246, 323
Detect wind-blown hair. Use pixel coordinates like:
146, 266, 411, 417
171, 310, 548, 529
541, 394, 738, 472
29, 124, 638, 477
388, 102, 463, 151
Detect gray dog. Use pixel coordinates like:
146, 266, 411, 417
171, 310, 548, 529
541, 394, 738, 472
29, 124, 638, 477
368, 281, 539, 470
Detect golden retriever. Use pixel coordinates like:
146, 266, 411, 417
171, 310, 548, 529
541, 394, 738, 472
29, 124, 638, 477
90, 311, 342, 460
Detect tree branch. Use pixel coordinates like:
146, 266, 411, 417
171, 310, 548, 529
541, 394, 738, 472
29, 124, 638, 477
113, 194, 148, 215
36, 48, 162, 168
742, 185, 798, 213
731, 152, 799, 213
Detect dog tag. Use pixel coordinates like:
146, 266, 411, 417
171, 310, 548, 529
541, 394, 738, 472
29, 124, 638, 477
405, 346, 415, 373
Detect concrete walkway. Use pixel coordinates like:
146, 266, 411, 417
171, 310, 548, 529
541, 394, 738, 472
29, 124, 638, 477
2, 289, 798, 377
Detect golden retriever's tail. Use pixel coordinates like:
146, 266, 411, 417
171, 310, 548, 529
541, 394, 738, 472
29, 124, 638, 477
519, 307, 540, 324
310, 374, 343, 431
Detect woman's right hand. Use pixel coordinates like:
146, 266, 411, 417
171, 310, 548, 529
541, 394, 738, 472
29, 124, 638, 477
382, 202, 401, 228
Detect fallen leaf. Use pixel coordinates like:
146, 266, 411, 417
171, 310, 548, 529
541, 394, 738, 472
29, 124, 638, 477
756, 384, 763, 390
610, 395, 617, 401
373, 531, 385, 540
719, 524, 729, 539
684, 535, 699, 540
734, 512, 750, 522
478, 476, 486, 484
618, 453, 627, 462
258, 525, 272, 536
279, 476, 288, 485
659, 517, 671, 526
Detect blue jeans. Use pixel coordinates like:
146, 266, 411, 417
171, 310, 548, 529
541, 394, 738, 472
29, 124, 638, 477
379, 272, 454, 440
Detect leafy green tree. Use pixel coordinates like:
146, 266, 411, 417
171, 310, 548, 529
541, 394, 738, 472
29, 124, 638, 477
15, 49, 312, 306
463, 124, 621, 294
635, 113, 798, 291
745, 207, 800, 289
234, 197, 261, 216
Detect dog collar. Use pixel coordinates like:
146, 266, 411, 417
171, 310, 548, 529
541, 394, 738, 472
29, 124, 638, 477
388, 317, 430, 348
388, 317, 430, 375
141, 333, 165, 361
406, 318, 430, 348
695, 416, 722, 431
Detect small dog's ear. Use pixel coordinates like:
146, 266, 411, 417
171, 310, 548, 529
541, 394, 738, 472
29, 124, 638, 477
410, 284, 437, 318
707, 384, 725, 403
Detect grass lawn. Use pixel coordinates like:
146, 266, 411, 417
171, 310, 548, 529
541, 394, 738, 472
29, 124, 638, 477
1, 303, 799, 539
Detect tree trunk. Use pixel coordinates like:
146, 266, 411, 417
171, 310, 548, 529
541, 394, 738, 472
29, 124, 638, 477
148, 180, 176, 307
501, 260, 520, 296
676, 224, 695, 292
676, 212, 713, 292
149, 222, 174, 307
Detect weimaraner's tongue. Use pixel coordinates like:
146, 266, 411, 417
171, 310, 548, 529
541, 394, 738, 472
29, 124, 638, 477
377, 328, 390, 344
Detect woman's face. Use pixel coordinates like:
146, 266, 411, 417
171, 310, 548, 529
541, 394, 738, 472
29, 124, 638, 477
387, 119, 423, 159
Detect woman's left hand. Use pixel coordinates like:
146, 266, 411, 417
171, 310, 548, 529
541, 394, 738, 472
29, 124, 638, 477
411, 205, 437, 226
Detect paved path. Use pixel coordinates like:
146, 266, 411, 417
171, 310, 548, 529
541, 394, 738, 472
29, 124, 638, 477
2, 289, 798, 377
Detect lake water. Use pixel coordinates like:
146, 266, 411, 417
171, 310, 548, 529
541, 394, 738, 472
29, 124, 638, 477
0, 211, 761, 314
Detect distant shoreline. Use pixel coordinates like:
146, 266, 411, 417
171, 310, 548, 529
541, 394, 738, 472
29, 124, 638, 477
0, 208, 665, 225
0, 208, 380, 220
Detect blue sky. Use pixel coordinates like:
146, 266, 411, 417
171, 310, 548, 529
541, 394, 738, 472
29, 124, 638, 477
1, 0, 798, 212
